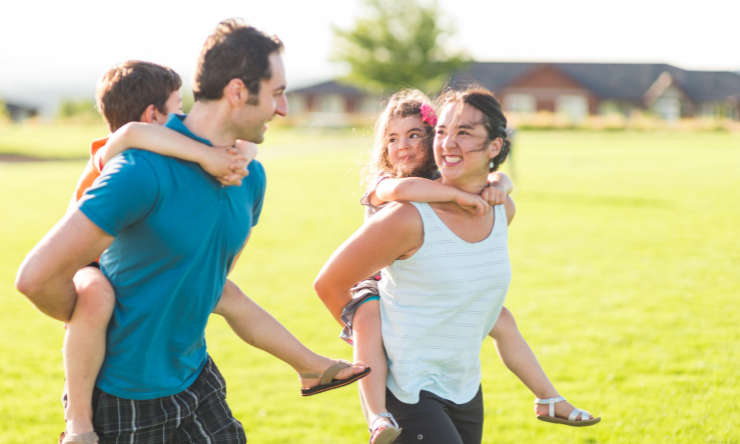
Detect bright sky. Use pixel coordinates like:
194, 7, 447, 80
1, 0, 738, 113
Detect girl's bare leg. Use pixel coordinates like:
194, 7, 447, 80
351, 300, 388, 423
490, 307, 594, 420
63, 266, 115, 439
215, 280, 368, 388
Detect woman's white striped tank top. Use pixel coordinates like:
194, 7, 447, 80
378, 201, 511, 404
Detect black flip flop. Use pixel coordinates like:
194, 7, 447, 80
300, 362, 372, 396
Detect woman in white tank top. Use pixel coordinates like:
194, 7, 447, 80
316, 89, 598, 444
316, 88, 513, 444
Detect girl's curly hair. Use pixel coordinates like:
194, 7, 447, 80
362, 89, 438, 188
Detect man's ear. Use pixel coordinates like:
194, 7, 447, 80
488, 137, 503, 159
223, 79, 249, 107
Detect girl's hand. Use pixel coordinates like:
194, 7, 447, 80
455, 191, 490, 217
481, 186, 507, 206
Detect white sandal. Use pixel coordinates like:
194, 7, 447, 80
534, 396, 601, 427
369, 412, 402, 444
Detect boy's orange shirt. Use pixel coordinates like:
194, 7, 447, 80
73, 137, 109, 202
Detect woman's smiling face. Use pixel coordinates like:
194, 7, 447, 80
386, 116, 426, 168
434, 103, 499, 181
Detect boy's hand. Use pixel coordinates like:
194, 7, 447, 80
202, 147, 246, 185
482, 186, 507, 206
209, 140, 258, 187
455, 191, 490, 217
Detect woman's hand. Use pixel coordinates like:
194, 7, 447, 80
454, 190, 490, 217
481, 185, 507, 206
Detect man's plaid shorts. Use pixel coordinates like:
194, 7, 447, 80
91, 356, 246, 443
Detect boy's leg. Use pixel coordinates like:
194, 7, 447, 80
489, 307, 594, 420
63, 265, 115, 438
214, 280, 368, 389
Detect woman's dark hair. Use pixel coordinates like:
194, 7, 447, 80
438, 86, 511, 172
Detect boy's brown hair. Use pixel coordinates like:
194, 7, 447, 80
96, 61, 182, 132
193, 19, 283, 103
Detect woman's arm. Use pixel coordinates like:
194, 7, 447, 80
504, 195, 516, 226
372, 177, 489, 217
314, 202, 423, 325
94, 122, 254, 185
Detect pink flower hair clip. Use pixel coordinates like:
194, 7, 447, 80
420, 104, 437, 127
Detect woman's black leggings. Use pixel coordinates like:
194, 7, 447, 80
385, 386, 484, 444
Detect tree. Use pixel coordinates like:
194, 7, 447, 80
332, 0, 469, 93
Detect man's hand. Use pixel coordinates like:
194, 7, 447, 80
214, 140, 258, 186
481, 186, 508, 206
454, 191, 491, 217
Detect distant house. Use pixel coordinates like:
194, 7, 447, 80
2, 101, 39, 123
286, 80, 382, 127
288, 63, 740, 125
457, 63, 740, 122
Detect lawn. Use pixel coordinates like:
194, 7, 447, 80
0, 123, 108, 159
0, 128, 738, 443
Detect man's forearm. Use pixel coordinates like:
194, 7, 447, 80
16, 211, 113, 322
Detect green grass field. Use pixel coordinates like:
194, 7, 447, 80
1, 128, 738, 443
0, 123, 108, 159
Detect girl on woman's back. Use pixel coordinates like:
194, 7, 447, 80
316, 89, 599, 444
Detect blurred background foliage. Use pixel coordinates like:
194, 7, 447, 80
331, 0, 469, 93
56, 98, 101, 124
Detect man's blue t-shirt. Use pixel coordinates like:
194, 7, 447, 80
78, 114, 266, 400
